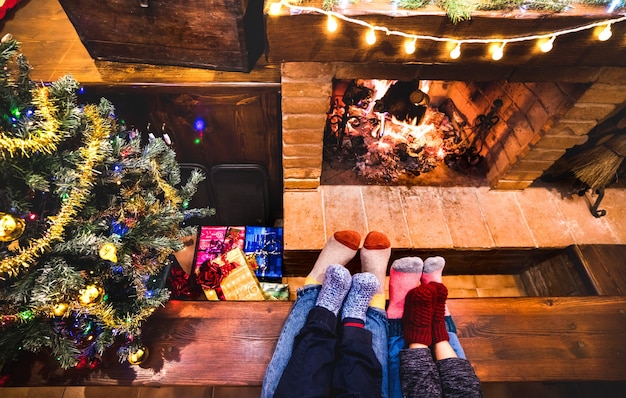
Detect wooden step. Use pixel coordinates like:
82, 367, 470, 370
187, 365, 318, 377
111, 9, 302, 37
12, 296, 626, 386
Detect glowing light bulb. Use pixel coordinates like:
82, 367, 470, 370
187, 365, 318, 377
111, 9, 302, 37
598, 24, 612, 41
450, 43, 461, 59
327, 15, 338, 32
491, 43, 505, 61
539, 36, 555, 53
404, 38, 417, 55
366, 29, 377, 45
268, 1, 282, 15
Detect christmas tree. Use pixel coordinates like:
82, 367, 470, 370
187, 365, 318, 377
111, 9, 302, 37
0, 35, 213, 373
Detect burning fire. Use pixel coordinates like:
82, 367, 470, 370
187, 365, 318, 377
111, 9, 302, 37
325, 79, 464, 182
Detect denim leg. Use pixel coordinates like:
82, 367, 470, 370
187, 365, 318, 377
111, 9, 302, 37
387, 319, 404, 398
445, 315, 466, 359
261, 285, 320, 398
365, 306, 389, 398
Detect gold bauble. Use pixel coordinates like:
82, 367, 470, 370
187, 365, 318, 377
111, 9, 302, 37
53, 302, 69, 317
99, 242, 118, 263
128, 346, 149, 365
0, 213, 25, 242
79, 284, 103, 305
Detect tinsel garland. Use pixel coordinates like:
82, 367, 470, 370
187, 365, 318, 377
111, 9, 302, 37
0, 104, 111, 278
150, 159, 182, 207
0, 87, 62, 159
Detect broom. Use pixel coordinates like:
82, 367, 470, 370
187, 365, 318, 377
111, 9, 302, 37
570, 132, 626, 191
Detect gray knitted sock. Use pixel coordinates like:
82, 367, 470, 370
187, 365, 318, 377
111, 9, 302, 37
341, 272, 379, 323
315, 264, 352, 315
422, 256, 446, 285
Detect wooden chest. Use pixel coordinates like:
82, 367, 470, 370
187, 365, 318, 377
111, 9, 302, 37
58, 0, 265, 72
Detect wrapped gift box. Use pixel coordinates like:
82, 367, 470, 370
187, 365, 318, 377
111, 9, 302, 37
244, 226, 283, 282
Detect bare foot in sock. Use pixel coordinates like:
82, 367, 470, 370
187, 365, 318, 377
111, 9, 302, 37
387, 257, 423, 319
421, 256, 446, 285
428, 282, 450, 344
360, 231, 391, 297
341, 272, 379, 323
306, 230, 361, 285
316, 264, 352, 315
403, 284, 434, 347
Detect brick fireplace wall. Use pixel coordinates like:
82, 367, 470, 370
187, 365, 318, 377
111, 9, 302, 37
281, 62, 626, 251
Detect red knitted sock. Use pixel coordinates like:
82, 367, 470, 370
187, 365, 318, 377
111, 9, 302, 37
402, 285, 433, 346
429, 282, 450, 344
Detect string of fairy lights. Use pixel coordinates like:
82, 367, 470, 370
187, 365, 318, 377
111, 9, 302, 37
267, 1, 626, 60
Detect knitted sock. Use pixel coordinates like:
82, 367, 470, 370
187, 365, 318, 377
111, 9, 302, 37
360, 231, 391, 309
315, 264, 352, 316
429, 282, 450, 344
387, 257, 424, 319
305, 230, 361, 285
341, 272, 379, 325
421, 256, 446, 285
402, 285, 434, 346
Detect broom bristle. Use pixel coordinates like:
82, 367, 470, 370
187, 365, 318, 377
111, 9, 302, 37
571, 144, 624, 190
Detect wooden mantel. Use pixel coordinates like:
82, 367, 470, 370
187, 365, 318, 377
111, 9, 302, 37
266, 2, 626, 76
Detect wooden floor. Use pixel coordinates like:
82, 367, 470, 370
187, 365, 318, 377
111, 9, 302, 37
5, 382, 626, 398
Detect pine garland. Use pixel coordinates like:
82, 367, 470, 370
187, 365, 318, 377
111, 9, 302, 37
316, 0, 622, 23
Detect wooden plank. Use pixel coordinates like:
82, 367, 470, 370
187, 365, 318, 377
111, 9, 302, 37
10, 296, 626, 386
266, 10, 626, 69
572, 245, 626, 296
450, 296, 626, 382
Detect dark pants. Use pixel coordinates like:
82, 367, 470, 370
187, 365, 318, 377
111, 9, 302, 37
274, 307, 383, 398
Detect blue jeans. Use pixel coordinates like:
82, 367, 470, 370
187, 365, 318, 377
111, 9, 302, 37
262, 285, 389, 398
388, 317, 466, 398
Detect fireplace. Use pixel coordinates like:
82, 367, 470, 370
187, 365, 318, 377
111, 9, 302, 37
321, 78, 589, 187
279, 61, 626, 254
280, 62, 626, 191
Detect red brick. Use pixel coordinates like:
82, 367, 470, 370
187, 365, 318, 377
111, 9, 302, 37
490, 179, 534, 190
401, 186, 454, 249
281, 82, 332, 98
563, 103, 616, 121
282, 62, 334, 81
577, 83, 626, 104
284, 179, 320, 190
282, 96, 331, 114
361, 186, 412, 248
283, 114, 326, 130
282, 156, 321, 168
282, 143, 322, 157
551, 119, 597, 136
282, 129, 324, 145
476, 188, 535, 247
283, 190, 325, 250
283, 167, 321, 179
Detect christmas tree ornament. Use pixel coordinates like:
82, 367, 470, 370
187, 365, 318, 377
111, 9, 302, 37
128, 346, 149, 365
53, 302, 70, 317
0, 213, 25, 242
99, 243, 118, 263
78, 284, 104, 305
